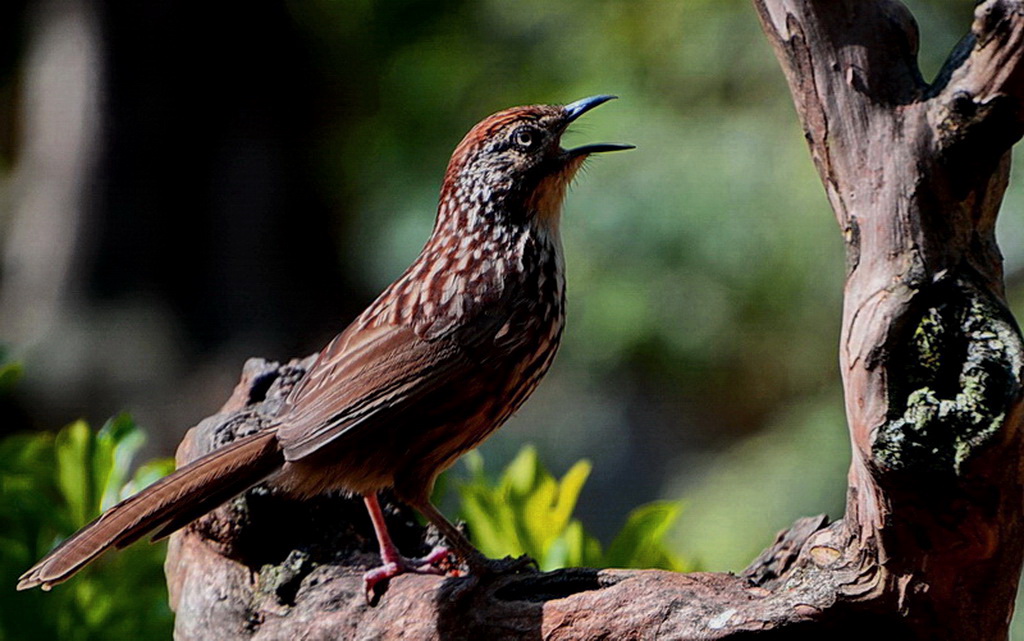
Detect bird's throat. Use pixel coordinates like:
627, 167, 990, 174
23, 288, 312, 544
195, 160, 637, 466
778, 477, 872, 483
525, 156, 586, 234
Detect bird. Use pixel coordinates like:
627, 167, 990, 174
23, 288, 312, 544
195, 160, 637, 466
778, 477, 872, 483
18, 95, 633, 598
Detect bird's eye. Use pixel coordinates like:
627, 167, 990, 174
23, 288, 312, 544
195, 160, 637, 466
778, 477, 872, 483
512, 127, 540, 151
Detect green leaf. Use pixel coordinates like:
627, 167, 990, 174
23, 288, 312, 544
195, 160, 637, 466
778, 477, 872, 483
0, 417, 174, 640
95, 414, 145, 510
605, 501, 687, 571
0, 360, 23, 391
124, 458, 175, 498
551, 460, 591, 534
452, 445, 689, 573
55, 420, 95, 528
502, 445, 541, 495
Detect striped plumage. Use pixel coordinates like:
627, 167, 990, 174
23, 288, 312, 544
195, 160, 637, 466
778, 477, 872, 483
18, 96, 631, 595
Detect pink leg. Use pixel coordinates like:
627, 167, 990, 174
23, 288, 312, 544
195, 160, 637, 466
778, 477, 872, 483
362, 493, 450, 601
364, 492, 405, 566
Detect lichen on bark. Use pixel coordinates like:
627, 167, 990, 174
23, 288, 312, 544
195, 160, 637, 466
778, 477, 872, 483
255, 549, 315, 607
874, 276, 1024, 475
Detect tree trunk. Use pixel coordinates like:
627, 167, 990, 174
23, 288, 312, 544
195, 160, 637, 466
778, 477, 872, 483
165, 1, 1024, 638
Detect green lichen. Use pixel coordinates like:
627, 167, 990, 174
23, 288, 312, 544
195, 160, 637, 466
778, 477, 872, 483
911, 307, 945, 378
255, 549, 314, 606
873, 278, 1023, 477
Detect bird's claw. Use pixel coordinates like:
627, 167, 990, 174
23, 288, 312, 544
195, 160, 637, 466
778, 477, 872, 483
363, 548, 537, 604
363, 546, 451, 605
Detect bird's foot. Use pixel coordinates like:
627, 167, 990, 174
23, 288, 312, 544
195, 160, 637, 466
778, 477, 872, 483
364, 546, 452, 604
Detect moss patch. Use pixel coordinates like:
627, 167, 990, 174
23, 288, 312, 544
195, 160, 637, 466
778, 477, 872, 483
873, 277, 1023, 476
256, 549, 315, 607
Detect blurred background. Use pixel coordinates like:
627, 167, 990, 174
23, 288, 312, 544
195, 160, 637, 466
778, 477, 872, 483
2, 0, 1022, 614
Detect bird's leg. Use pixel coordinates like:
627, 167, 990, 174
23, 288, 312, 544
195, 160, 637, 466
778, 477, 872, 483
411, 499, 537, 575
361, 493, 448, 601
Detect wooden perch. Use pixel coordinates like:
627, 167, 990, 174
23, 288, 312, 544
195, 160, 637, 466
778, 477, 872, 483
165, 1, 1024, 638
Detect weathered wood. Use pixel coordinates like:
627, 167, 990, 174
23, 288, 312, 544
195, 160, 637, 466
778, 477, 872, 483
165, 2, 1024, 638
754, 0, 1024, 637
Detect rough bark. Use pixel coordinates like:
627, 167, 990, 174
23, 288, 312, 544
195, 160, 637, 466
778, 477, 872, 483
165, 1, 1024, 638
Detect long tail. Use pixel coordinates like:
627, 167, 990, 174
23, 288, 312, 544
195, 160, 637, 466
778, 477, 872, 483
17, 430, 283, 591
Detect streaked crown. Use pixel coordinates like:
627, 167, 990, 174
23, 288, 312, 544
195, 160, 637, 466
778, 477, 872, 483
438, 96, 633, 230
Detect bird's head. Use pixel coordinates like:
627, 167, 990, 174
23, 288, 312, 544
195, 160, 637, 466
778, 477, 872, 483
439, 95, 632, 233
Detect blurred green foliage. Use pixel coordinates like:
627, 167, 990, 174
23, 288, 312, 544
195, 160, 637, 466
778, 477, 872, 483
0, 347, 21, 393
0, 414, 682, 637
670, 393, 848, 570
457, 445, 687, 572
0, 416, 174, 641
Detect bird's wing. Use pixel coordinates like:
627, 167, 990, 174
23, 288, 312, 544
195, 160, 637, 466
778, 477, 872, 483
275, 295, 516, 461
275, 321, 464, 461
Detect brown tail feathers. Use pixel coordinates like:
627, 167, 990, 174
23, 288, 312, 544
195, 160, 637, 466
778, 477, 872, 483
17, 430, 282, 591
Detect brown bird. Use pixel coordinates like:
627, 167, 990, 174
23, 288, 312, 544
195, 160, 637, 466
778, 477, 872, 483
18, 95, 632, 596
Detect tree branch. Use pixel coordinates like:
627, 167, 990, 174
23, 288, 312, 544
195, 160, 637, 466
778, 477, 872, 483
755, 0, 1024, 638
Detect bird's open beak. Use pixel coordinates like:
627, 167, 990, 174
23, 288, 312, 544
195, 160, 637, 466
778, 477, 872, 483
561, 95, 635, 157
563, 95, 618, 123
